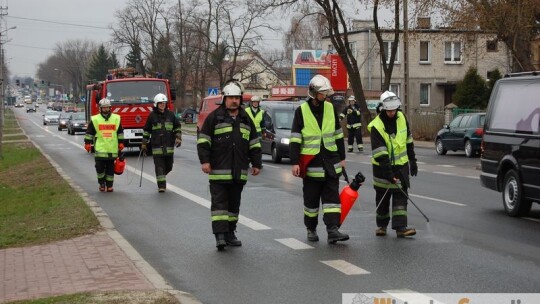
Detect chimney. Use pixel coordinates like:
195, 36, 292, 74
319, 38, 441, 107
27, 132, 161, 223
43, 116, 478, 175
417, 17, 431, 29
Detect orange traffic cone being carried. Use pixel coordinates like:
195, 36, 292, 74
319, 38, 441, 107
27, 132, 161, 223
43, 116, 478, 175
114, 152, 126, 175
340, 169, 365, 225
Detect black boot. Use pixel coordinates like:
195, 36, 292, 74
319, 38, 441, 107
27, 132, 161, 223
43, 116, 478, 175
226, 231, 242, 246
215, 233, 227, 251
307, 229, 319, 242
327, 226, 349, 244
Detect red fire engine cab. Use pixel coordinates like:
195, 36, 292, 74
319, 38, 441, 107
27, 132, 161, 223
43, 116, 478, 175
85, 68, 176, 148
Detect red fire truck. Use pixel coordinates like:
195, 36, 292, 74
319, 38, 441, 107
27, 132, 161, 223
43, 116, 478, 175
85, 68, 176, 148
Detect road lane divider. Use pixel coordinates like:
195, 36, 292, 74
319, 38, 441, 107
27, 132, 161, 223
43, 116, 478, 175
275, 238, 313, 250
321, 260, 370, 275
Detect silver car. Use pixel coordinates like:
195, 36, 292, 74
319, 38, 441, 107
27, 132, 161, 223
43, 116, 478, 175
43, 110, 60, 125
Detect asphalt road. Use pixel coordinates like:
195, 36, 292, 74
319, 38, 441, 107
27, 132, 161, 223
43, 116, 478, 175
15, 107, 540, 304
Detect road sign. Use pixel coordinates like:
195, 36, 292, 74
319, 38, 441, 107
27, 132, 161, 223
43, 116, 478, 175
207, 87, 219, 96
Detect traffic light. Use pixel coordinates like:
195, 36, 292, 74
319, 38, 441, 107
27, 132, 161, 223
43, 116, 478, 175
16, 79, 20, 86
41, 80, 45, 85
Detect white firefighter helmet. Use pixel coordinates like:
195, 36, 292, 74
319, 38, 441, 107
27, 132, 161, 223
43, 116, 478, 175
99, 98, 111, 108
153, 93, 168, 107
380, 91, 401, 110
251, 95, 261, 103
308, 74, 334, 99
348, 95, 356, 103
221, 81, 243, 104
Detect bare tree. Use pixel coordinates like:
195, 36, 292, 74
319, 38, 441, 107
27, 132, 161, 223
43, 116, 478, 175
372, 0, 400, 91
263, 0, 370, 122
283, 14, 327, 57
112, 0, 171, 74
53, 39, 96, 100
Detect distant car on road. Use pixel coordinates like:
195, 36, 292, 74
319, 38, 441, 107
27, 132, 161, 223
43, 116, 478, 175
435, 112, 485, 158
26, 103, 37, 113
67, 112, 87, 135
260, 100, 300, 163
58, 113, 69, 131
43, 110, 60, 125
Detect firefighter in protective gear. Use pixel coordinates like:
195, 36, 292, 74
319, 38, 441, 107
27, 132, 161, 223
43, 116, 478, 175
367, 91, 418, 238
142, 93, 182, 192
197, 80, 262, 251
84, 98, 125, 192
290, 74, 349, 244
246, 95, 265, 138
339, 95, 364, 152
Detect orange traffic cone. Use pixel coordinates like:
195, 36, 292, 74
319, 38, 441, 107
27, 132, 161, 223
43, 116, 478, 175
340, 170, 365, 225
114, 152, 126, 175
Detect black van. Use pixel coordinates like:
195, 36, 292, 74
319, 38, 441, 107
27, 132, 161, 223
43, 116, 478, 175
260, 101, 301, 163
480, 72, 540, 216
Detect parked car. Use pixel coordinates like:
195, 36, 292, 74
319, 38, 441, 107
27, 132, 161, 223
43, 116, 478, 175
181, 108, 198, 124
67, 112, 87, 135
260, 100, 301, 163
42, 110, 60, 125
196, 93, 252, 134
57, 113, 69, 131
435, 112, 485, 157
480, 72, 540, 217
26, 103, 37, 113
47, 102, 54, 109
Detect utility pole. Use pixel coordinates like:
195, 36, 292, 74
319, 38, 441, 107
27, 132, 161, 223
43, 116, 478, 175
0, 5, 8, 160
403, 0, 410, 117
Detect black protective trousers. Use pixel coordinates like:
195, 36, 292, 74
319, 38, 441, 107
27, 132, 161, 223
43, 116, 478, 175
303, 177, 341, 230
209, 183, 244, 234
153, 156, 173, 189
347, 127, 363, 147
95, 159, 115, 187
375, 187, 408, 229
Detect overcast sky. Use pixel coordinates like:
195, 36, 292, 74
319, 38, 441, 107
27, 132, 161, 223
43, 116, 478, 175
2, 0, 129, 78
2, 0, 386, 80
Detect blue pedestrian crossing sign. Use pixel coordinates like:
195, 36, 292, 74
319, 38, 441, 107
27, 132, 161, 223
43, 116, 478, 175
208, 87, 219, 96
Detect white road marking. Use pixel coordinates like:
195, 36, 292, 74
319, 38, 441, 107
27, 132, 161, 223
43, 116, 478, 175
523, 217, 540, 223
465, 175, 480, 179
275, 238, 313, 250
437, 164, 455, 168
409, 193, 467, 207
383, 289, 447, 304
321, 260, 370, 275
433, 171, 454, 175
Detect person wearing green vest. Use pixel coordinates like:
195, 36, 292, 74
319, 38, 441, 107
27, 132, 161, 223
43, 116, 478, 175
367, 91, 418, 238
290, 74, 349, 244
339, 95, 363, 152
245, 95, 265, 138
84, 98, 125, 192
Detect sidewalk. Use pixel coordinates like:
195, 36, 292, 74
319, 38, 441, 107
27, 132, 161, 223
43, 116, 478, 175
0, 141, 201, 304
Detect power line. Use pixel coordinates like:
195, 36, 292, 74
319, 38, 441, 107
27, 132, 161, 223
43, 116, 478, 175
7, 15, 110, 30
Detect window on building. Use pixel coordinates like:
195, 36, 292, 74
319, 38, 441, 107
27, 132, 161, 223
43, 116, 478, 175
389, 84, 400, 97
420, 84, 430, 105
328, 44, 334, 53
444, 41, 462, 63
251, 74, 258, 83
487, 40, 498, 52
420, 41, 430, 63
383, 41, 399, 63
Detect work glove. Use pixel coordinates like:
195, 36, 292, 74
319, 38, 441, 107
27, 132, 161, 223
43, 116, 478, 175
410, 160, 418, 177
84, 143, 92, 153
141, 143, 147, 156
175, 134, 182, 148
118, 143, 124, 151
